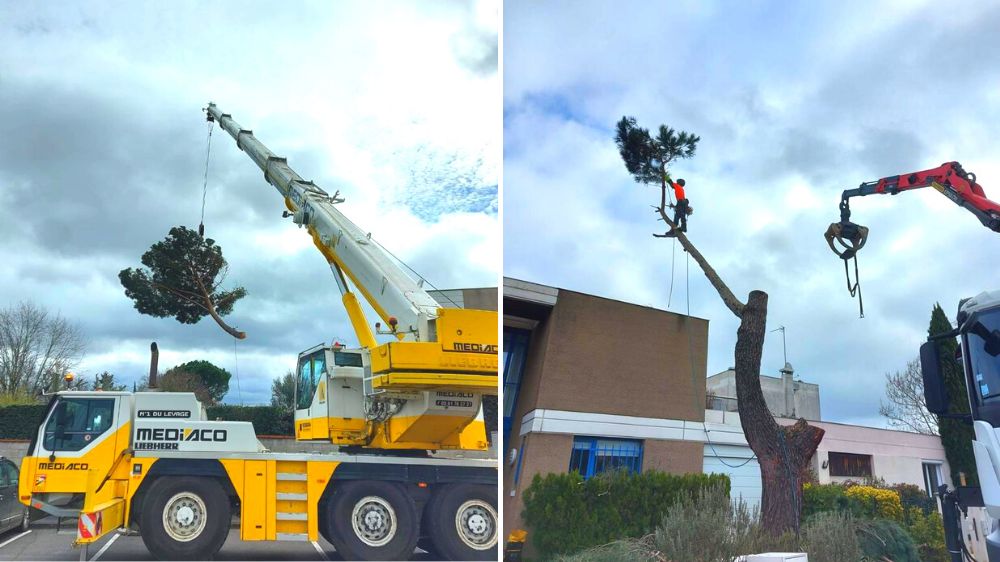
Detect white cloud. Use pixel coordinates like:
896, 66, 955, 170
0, 1, 497, 405
504, 0, 1000, 426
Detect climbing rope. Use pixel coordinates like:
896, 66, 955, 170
705, 428, 758, 469
667, 238, 677, 308
199, 120, 215, 237
683, 250, 757, 468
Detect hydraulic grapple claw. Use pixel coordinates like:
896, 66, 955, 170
825, 221, 869, 260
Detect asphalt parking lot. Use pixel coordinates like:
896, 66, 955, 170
0, 517, 434, 561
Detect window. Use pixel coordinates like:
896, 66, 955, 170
828, 452, 873, 478
333, 351, 363, 367
569, 436, 643, 479
923, 462, 943, 497
296, 351, 327, 411
42, 398, 115, 452
503, 328, 531, 444
0, 460, 16, 487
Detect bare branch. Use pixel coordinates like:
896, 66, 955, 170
879, 358, 938, 435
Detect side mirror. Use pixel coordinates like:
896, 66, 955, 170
921, 341, 949, 415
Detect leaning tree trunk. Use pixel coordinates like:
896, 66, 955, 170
656, 204, 824, 535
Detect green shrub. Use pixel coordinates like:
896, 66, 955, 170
0, 404, 48, 439
857, 518, 919, 562
893, 483, 937, 515
652, 484, 777, 562
845, 485, 904, 521
801, 511, 862, 562
205, 405, 293, 436
522, 470, 729, 559
556, 484, 797, 562
905, 507, 948, 562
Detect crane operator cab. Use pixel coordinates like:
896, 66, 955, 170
293, 343, 489, 452
922, 290, 1000, 561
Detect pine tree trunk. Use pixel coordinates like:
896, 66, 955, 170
657, 205, 824, 535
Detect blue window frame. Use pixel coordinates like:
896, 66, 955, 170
503, 327, 531, 445
569, 436, 643, 479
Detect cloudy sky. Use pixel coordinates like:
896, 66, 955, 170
504, 0, 1000, 427
0, 1, 498, 404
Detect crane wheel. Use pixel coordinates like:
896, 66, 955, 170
322, 480, 419, 560
138, 477, 231, 561
423, 484, 498, 561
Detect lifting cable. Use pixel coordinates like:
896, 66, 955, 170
844, 255, 864, 318
199, 120, 215, 237
233, 333, 243, 405
369, 236, 463, 309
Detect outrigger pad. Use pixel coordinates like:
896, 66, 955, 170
825, 221, 869, 260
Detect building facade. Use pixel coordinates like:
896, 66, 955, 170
502, 278, 710, 535
707, 365, 821, 420
501, 277, 958, 550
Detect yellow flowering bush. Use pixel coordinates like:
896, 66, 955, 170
844, 485, 903, 521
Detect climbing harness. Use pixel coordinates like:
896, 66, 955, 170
199, 118, 215, 237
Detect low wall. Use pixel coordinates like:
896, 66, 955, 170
0, 439, 29, 467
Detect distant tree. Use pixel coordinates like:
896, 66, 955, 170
119, 226, 247, 339
0, 301, 86, 398
92, 371, 127, 392
879, 359, 938, 435
159, 370, 213, 405
615, 115, 823, 536
930, 303, 978, 486
166, 360, 231, 404
271, 371, 296, 411
62, 373, 90, 391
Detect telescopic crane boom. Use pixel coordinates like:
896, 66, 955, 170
205, 103, 441, 344
205, 103, 497, 450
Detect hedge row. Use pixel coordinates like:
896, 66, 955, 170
0, 405, 47, 439
522, 470, 731, 558
205, 405, 293, 436
0, 404, 294, 439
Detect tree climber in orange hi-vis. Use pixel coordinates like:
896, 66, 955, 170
664, 173, 690, 236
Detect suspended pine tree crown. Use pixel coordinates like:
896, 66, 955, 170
119, 226, 247, 339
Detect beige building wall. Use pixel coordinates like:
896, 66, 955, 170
532, 290, 708, 422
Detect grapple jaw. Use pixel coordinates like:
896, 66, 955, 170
825, 221, 869, 260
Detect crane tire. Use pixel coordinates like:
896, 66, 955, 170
139, 476, 231, 561
423, 484, 498, 561
322, 480, 418, 560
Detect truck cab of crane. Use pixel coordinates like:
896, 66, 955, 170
922, 290, 1000, 560
293, 341, 490, 451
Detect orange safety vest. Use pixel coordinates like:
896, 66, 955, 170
671, 181, 686, 201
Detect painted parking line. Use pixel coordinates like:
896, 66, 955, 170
311, 540, 329, 561
0, 530, 31, 550
90, 533, 119, 561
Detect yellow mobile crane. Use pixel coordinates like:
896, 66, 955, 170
18, 104, 499, 561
